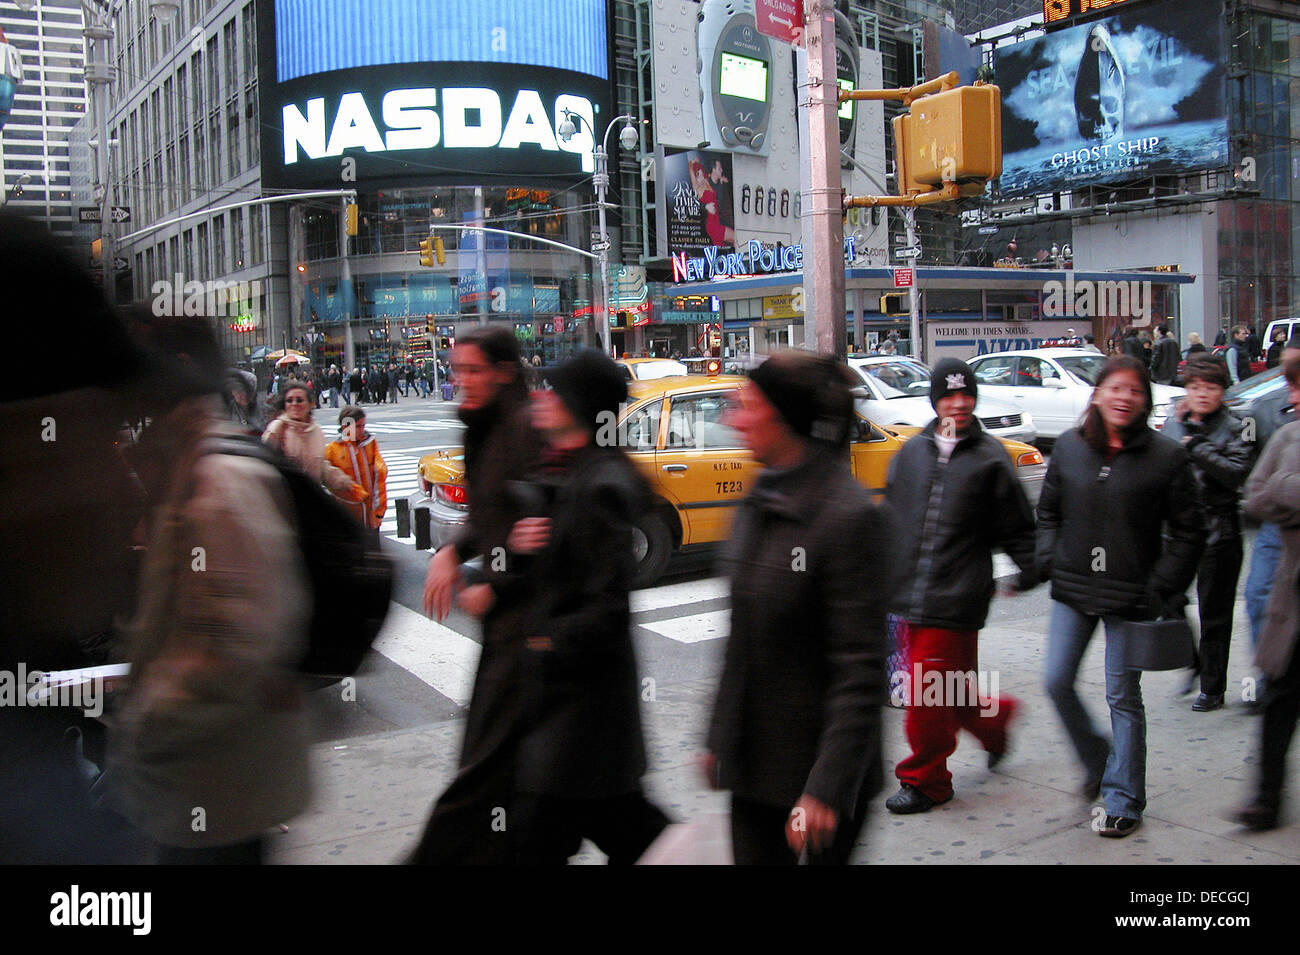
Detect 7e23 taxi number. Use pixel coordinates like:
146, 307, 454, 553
716, 480, 744, 494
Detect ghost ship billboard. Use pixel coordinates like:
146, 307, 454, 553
994, 0, 1228, 196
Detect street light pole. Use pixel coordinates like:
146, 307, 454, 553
82, 0, 116, 303
558, 111, 639, 357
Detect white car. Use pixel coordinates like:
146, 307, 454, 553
966, 347, 1185, 440
847, 356, 1039, 446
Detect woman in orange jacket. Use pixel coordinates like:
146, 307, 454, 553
324, 406, 388, 549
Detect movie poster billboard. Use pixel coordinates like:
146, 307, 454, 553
662, 148, 737, 257
995, 0, 1227, 197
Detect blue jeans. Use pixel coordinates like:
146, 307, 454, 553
1045, 600, 1146, 820
1246, 522, 1281, 650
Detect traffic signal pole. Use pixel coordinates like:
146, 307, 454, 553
802, 1, 846, 359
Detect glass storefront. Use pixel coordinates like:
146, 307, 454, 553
293, 184, 602, 366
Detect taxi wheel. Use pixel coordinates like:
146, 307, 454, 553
631, 512, 672, 589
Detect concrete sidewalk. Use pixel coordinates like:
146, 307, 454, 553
268, 583, 1300, 865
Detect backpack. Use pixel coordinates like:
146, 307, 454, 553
206, 435, 393, 679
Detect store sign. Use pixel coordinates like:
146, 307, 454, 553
996, 0, 1227, 197
671, 236, 859, 283
927, 320, 1082, 363
258, 0, 614, 188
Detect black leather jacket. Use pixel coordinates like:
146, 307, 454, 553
1160, 406, 1256, 543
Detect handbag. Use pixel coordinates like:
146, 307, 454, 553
1121, 613, 1196, 671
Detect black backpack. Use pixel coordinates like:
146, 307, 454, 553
207, 435, 393, 678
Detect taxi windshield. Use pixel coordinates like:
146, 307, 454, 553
627, 359, 688, 380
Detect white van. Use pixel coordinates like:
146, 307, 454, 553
1262, 318, 1300, 354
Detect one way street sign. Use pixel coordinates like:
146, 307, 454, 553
78, 206, 132, 224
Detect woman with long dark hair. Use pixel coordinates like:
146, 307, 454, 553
1038, 355, 1203, 838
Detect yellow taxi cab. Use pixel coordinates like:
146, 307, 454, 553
411, 374, 1046, 588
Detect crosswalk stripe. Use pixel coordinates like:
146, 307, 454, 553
372, 602, 480, 707
639, 609, 729, 644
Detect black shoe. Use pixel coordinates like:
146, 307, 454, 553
1098, 815, 1141, 838
1192, 693, 1225, 712
1234, 803, 1279, 832
885, 784, 952, 815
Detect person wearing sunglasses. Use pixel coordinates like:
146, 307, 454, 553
263, 382, 327, 483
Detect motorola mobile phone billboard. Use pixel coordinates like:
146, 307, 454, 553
258, 0, 615, 189
995, 0, 1227, 197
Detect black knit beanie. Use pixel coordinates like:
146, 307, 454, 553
929, 358, 978, 409
542, 348, 628, 434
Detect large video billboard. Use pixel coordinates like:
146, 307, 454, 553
258, 0, 615, 189
995, 0, 1227, 196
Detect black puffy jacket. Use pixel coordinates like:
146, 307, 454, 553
885, 418, 1037, 631
1160, 406, 1256, 542
1036, 427, 1204, 618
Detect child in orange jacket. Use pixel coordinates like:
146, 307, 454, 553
324, 406, 388, 544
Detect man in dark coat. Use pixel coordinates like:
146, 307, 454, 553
1149, 323, 1180, 385
705, 352, 897, 864
413, 327, 544, 864
500, 348, 671, 862
883, 359, 1038, 814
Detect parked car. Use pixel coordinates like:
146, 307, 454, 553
1222, 364, 1294, 448
408, 375, 1047, 587
967, 346, 1185, 441
847, 355, 1038, 446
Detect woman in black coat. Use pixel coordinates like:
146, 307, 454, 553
1039, 356, 1203, 839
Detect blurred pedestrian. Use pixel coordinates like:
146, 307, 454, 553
324, 406, 388, 551
883, 359, 1037, 815
1237, 352, 1300, 830
1150, 323, 1179, 385
1267, 329, 1287, 369
412, 327, 544, 864
1161, 356, 1255, 712
0, 213, 149, 863
1244, 336, 1300, 709
386, 364, 400, 404
1226, 325, 1252, 385
327, 364, 342, 409
108, 313, 312, 864
224, 368, 265, 435
495, 348, 671, 863
263, 381, 326, 483
1038, 355, 1203, 838
1184, 332, 1206, 359
705, 352, 896, 864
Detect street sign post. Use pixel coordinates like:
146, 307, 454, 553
755, 0, 805, 46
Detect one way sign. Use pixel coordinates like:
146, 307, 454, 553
78, 206, 132, 224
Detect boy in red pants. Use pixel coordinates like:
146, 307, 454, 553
883, 359, 1038, 813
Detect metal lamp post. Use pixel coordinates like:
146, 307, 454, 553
557, 111, 639, 357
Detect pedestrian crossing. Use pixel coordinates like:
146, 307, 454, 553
370, 549, 1022, 706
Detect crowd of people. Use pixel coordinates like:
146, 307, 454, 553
3, 209, 1298, 866
263, 358, 453, 411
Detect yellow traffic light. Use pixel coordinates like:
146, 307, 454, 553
419, 237, 435, 268
434, 236, 446, 265
892, 84, 1002, 199
345, 202, 358, 236
880, 293, 909, 316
